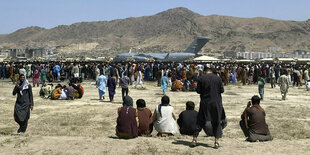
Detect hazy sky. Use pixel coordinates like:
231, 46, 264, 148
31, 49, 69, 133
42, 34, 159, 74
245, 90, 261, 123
1, 0, 309, 34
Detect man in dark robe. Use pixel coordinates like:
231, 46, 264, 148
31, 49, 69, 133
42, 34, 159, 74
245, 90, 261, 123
12, 74, 34, 134
240, 95, 273, 142
107, 75, 116, 102
192, 68, 225, 149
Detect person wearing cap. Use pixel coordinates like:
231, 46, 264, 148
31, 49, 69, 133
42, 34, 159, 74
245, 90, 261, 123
240, 95, 273, 142
116, 96, 138, 138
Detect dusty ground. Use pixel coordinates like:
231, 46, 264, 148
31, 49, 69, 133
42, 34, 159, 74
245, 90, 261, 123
0, 79, 309, 155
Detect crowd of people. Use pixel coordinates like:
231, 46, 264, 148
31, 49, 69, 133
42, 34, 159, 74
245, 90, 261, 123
2, 61, 310, 91
6, 61, 309, 149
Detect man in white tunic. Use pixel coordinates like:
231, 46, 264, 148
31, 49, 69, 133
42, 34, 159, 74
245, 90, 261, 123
135, 68, 144, 88
278, 70, 289, 100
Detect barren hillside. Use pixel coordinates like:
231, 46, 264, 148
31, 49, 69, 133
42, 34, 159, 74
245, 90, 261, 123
0, 7, 310, 56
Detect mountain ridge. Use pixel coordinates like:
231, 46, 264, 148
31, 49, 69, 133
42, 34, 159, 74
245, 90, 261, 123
0, 7, 309, 56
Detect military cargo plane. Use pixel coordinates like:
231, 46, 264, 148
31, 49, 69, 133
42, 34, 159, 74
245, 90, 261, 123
113, 36, 211, 62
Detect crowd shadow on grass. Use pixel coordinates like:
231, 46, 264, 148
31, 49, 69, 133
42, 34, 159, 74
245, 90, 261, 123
90, 99, 100, 101
172, 140, 212, 148
108, 136, 132, 140
155, 93, 164, 96
89, 98, 113, 103
269, 98, 283, 101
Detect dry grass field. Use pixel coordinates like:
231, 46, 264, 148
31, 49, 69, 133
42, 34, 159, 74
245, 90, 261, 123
0, 80, 309, 155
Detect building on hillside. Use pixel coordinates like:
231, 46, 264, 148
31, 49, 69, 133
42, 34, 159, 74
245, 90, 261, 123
294, 50, 310, 58
8, 47, 55, 59
223, 51, 310, 60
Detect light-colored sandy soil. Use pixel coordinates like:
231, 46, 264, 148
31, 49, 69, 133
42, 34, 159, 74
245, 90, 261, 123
0, 80, 309, 155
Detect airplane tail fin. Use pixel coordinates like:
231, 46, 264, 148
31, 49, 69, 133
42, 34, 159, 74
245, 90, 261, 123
183, 36, 211, 54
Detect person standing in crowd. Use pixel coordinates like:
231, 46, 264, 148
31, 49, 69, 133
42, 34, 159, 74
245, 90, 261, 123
136, 99, 153, 136
304, 68, 309, 84
53, 63, 60, 82
240, 95, 273, 142
40, 66, 47, 84
12, 74, 33, 134
116, 96, 138, 139
192, 68, 225, 149
119, 73, 130, 100
135, 68, 144, 88
299, 68, 303, 86
25, 63, 30, 78
73, 63, 80, 83
270, 67, 276, 88
19, 65, 26, 76
107, 75, 116, 102
97, 71, 107, 100
240, 66, 246, 85
1, 63, 5, 79
10, 64, 15, 83
81, 64, 86, 82
293, 68, 300, 87
274, 65, 280, 82
32, 67, 40, 87
278, 70, 289, 100
177, 101, 198, 135
257, 74, 266, 100
95, 65, 100, 83
161, 73, 168, 95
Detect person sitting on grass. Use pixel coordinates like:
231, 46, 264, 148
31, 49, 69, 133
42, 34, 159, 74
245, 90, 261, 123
240, 95, 273, 142
51, 84, 62, 100
177, 101, 198, 135
40, 83, 53, 98
116, 96, 138, 139
153, 95, 179, 136
171, 79, 183, 91
65, 83, 75, 100
73, 81, 84, 99
136, 99, 153, 136
59, 85, 68, 100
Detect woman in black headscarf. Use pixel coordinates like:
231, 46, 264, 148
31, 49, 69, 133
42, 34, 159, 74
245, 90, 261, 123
116, 96, 138, 138
12, 74, 34, 134
152, 96, 178, 136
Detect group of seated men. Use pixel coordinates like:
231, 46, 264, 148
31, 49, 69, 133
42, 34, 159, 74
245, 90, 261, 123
39, 82, 84, 100
115, 95, 273, 143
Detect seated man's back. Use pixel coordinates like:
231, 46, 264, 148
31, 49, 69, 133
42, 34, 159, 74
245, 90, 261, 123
177, 101, 198, 135
177, 110, 198, 135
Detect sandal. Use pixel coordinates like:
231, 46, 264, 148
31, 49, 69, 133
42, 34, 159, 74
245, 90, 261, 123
190, 140, 197, 147
214, 142, 220, 149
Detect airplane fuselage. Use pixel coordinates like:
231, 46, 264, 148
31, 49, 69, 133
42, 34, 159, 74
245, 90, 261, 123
112, 36, 211, 62
113, 52, 196, 62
